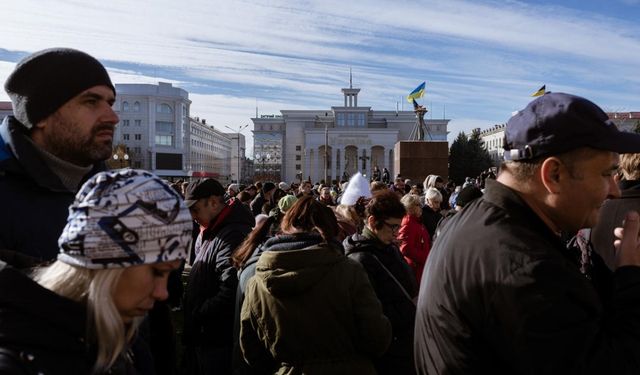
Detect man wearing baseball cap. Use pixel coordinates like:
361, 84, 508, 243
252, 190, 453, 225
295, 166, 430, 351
0, 48, 118, 267
415, 93, 640, 373
181, 178, 254, 374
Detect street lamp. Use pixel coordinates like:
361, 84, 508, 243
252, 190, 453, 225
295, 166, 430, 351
113, 153, 129, 169
255, 152, 271, 181
225, 124, 249, 183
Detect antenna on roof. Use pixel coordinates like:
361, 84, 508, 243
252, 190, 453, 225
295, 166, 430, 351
349, 67, 353, 89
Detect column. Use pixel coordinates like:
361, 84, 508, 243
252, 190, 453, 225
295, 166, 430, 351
304, 148, 310, 182
362, 147, 369, 176
331, 147, 338, 183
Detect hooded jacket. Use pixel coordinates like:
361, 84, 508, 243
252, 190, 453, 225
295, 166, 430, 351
240, 234, 391, 375
343, 231, 418, 375
183, 199, 255, 347
0, 116, 104, 267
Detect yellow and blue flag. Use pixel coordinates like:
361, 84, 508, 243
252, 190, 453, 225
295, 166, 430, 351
407, 82, 426, 103
531, 85, 546, 97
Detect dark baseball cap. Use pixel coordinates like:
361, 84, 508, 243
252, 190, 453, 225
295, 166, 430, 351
184, 179, 225, 208
504, 92, 640, 161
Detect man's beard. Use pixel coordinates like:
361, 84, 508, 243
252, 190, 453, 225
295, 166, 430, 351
46, 118, 114, 166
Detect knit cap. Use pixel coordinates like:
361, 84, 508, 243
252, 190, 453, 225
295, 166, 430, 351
4, 48, 115, 129
58, 169, 192, 269
278, 195, 298, 213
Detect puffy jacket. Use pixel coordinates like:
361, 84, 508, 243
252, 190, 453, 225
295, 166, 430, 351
240, 234, 391, 374
415, 179, 640, 374
183, 199, 255, 347
397, 214, 431, 285
343, 230, 417, 375
0, 116, 104, 267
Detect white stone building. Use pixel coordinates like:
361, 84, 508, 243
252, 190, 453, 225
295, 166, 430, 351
251, 85, 450, 183
114, 82, 233, 183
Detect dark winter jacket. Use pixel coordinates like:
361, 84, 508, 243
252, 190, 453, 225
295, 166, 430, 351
421, 205, 442, 240
0, 116, 104, 267
0, 261, 95, 374
240, 234, 391, 374
183, 199, 255, 347
343, 230, 417, 375
415, 179, 640, 374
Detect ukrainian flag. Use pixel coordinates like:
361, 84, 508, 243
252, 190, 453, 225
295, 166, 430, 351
531, 85, 546, 97
407, 82, 426, 103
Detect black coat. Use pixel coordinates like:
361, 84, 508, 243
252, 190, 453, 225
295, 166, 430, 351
0, 261, 94, 374
183, 199, 255, 347
415, 179, 640, 374
343, 232, 417, 375
0, 117, 104, 267
421, 205, 442, 240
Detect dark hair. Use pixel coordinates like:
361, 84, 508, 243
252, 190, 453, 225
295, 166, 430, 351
365, 190, 406, 230
272, 188, 286, 203
236, 191, 252, 204
280, 196, 338, 241
232, 216, 277, 268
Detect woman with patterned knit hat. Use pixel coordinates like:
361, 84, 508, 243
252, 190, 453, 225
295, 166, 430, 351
0, 169, 193, 374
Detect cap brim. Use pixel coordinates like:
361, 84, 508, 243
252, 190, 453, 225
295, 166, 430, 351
185, 199, 198, 208
595, 131, 640, 154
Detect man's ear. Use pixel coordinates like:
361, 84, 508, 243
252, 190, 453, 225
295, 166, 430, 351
539, 157, 564, 193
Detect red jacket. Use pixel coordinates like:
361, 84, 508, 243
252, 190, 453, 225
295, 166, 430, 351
397, 214, 431, 284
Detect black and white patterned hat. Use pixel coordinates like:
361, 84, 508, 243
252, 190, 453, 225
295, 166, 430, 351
58, 169, 192, 269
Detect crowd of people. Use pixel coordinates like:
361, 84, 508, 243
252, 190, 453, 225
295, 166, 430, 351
3, 48, 640, 375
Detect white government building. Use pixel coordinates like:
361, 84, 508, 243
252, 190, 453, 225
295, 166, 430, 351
251, 84, 450, 183
113, 82, 245, 184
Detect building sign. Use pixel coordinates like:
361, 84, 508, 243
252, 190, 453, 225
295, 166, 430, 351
329, 136, 372, 146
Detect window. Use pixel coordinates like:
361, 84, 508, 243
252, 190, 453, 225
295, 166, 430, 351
336, 113, 345, 127
122, 120, 130, 127
295, 164, 301, 170
156, 121, 173, 133
135, 120, 141, 126
358, 113, 365, 127
155, 135, 173, 146
122, 101, 129, 111
296, 145, 301, 151
133, 101, 140, 112
296, 155, 301, 161
134, 134, 142, 141
134, 161, 141, 168
134, 147, 141, 154
156, 103, 173, 114
347, 113, 355, 126
123, 134, 130, 140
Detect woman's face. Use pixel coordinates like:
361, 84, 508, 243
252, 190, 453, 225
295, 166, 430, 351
112, 259, 181, 324
369, 216, 402, 245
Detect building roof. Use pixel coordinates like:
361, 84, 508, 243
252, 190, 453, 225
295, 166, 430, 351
607, 112, 640, 120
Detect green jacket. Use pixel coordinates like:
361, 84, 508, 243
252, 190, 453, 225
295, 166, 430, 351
240, 237, 391, 374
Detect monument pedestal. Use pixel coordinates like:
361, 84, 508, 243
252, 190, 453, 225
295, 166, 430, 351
394, 141, 448, 184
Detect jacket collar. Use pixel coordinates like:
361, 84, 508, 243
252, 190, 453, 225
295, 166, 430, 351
0, 116, 105, 192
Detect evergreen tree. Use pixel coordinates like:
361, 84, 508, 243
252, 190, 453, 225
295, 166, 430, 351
449, 130, 493, 185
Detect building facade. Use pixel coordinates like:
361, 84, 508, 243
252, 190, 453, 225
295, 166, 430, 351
251, 86, 450, 183
224, 132, 247, 183
476, 124, 506, 166
188, 117, 233, 185
114, 82, 191, 177
114, 82, 233, 183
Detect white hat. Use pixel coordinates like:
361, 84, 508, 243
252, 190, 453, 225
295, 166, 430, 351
340, 172, 372, 206
278, 182, 290, 191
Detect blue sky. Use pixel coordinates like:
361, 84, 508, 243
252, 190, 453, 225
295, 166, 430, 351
1, 0, 639, 154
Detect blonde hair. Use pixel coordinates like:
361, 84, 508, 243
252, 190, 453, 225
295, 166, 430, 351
620, 153, 640, 180
33, 261, 141, 374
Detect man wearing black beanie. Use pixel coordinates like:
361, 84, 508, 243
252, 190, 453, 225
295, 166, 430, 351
0, 48, 119, 267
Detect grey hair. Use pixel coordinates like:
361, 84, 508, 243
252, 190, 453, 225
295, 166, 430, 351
425, 187, 442, 202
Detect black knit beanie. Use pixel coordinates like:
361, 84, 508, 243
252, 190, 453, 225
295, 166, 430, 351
4, 48, 115, 129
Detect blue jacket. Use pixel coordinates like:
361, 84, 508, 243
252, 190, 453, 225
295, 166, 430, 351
0, 116, 104, 267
